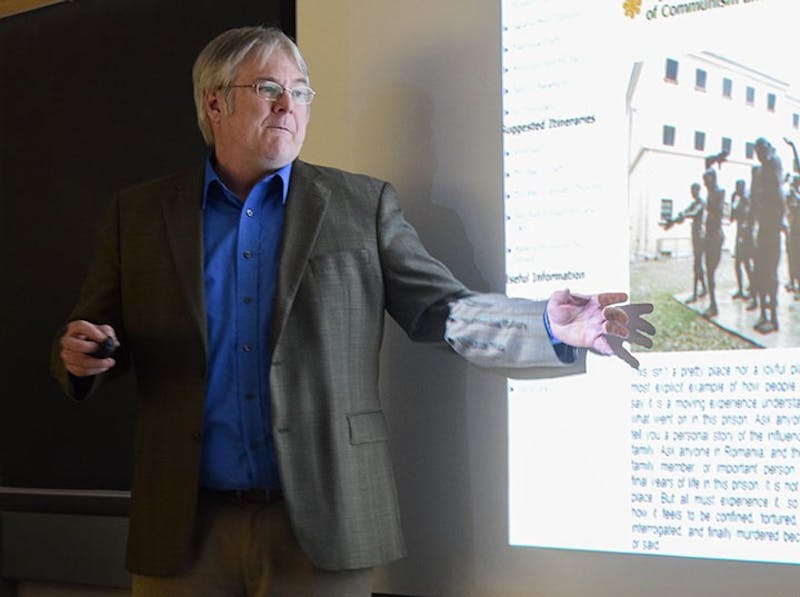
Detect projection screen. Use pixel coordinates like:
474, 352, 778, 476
299, 1, 800, 595
503, 0, 800, 566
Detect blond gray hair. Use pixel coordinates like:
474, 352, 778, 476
192, 26, 309, 145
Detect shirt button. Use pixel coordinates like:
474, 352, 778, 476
243, 296, 253, 304
246, 208, 254, 217
243, 344, 252, 352
243, 251, 253, 259
244, 393, 256, 401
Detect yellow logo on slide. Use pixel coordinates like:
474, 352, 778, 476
623, 0, 642, 18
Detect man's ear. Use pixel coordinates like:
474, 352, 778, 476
205, 89, 225, 125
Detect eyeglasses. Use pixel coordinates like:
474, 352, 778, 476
224, 80, 316, 105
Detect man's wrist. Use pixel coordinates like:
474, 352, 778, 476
543, 310, 576, 363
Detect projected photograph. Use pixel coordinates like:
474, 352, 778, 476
627, 51, 800, 352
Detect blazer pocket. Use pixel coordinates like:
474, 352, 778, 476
347, 410, 389, 445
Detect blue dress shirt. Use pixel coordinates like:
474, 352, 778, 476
200, 157, 291, 490
543, 310, 576, 363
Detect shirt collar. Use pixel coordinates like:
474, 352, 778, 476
202, 155, 292, 209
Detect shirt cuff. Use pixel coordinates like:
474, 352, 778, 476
543, 309, 577, 364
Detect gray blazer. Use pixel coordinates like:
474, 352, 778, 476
51, 160, 474, 575
51, 159, 584, 575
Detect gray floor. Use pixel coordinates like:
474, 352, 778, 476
675, 259, 800, 350
634, 247, 800, 351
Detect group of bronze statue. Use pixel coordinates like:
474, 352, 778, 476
662, 137, 800, 335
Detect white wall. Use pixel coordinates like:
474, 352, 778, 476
297, 3, 509, 595
297, 2, 800, 597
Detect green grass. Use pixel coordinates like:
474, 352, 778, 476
632, 291, 756, 353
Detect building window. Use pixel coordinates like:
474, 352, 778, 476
722, 137, 732, 155
663, 125, 676, 146
767, 93, 777, 112
746, 142, 755, 159
746, 86, 755, 106
695, 131, 706, 151
695, 69, 707, 91
661, 199, 674, 222
794, 113, 799, 129
665, 58, 678, 83
722, 77, 732, 98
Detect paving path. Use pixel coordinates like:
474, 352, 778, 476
631, 251, 800, 350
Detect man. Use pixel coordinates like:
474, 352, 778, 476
730, 178, 754, 301
51, 27, 654, 596
750, 137, 784, 333
661, 182, 706, 302
701, 168, 724, 318
785, 174, 800, 299
782, 138, 800, 298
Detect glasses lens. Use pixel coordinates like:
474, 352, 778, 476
291, 86, 315, 105
255, 81, 283, 100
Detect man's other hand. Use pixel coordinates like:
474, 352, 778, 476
60, 320, 119, 377
547, 289, 655, 368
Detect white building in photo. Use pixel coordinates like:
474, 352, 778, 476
627, 51, 800, 260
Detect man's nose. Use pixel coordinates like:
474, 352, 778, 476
272, 90, 294, 113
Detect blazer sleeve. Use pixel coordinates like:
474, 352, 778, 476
374, 181, 586, 375
445, 293, 587, 376
50, 194, 131, 400
375, 181, 471, 342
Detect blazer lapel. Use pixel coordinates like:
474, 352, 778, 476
271, 161, 330, 350
161, 167, 208, 356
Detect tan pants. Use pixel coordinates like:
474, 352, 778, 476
132, 497, 372, 597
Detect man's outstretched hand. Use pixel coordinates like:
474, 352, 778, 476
546, 289, 655, 368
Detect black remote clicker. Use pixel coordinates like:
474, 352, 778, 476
89, 336, 117, 359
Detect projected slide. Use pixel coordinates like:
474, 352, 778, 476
503, 0, 800, 564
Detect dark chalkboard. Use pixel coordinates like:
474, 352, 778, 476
0, 0, 292, 492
